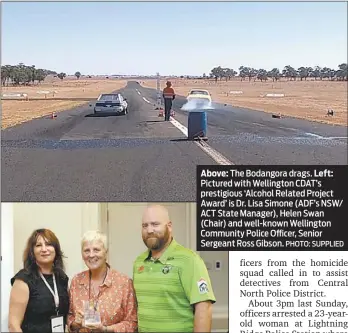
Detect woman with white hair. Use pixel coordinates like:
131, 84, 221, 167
68, 230, 137, 332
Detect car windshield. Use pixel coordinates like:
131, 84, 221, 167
190, 90, 208, 95
99, 94, 120, 101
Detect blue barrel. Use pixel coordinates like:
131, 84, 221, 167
187, 111, 207, 140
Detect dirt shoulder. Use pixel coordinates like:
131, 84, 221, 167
1, 78, 127, 129
141, 78, 347, 126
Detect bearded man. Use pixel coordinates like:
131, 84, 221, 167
132, 204, 216, 333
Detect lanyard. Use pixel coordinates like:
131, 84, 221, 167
89, 268, 108, 311
39, 272, 59, 314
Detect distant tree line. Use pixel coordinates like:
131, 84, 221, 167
1, 63, 83, 86
3, 62, 347, 86
203, 64, 347, 82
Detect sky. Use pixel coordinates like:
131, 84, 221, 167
1, 1, 347, 76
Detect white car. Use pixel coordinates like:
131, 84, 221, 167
187, 89, 212, 104
94, 93, 128, 115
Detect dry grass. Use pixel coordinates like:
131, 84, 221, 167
141, 78, 347, 126
2, 76, 346, 129
1, 76, 127, 129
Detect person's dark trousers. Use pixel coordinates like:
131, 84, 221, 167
164, 99, 172, 121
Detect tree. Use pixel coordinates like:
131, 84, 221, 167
320, 67, 331, 80
268, 68, 281, 82
310, 66, 320, 80
256, 69, 268, 82
204, 63, 346, 83
1, 63, 55, 86
36, 69, 47, 84
238, 66, 246, 81
222, 68, 237, 81
297, 67, 312, 81
336, 63, 347, 81
282, 65, 297, 81
210, 66, 222, 82
57, 72, 67, 80
75, 71, 81, 79
1, 65, 13, 86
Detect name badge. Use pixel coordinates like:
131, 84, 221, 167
51, 315, 64, 332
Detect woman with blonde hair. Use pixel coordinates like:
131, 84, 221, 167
9, 229, 70, 333
68, 230, 137, 332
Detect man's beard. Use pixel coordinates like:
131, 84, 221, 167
143, 227, 170, 250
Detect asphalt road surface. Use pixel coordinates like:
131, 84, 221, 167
2, 81, 347, 202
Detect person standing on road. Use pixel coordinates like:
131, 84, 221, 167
133, 204, 216, 332
162, 81, 175, 121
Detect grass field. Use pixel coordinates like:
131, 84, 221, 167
1, 77, 127, 129
2, 76, 346, 129
141, 78, 347, 126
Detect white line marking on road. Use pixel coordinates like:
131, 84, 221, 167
136, 89, 141, 95
198, 142, 234, 165
170, 117, 188, 136
169, 117, 234, 165
278, 126, 298, 131
291, 136, 348, 141
142, 97, 151, 104
305, 132, 324, 139
251, 122, 266, 127
308, 136, 347, 140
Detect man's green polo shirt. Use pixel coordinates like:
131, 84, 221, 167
133, 239, 216, 332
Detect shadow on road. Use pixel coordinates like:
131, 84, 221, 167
145, 120, 163, 123
85, 113, 126, 118
170, 138, 189, 142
